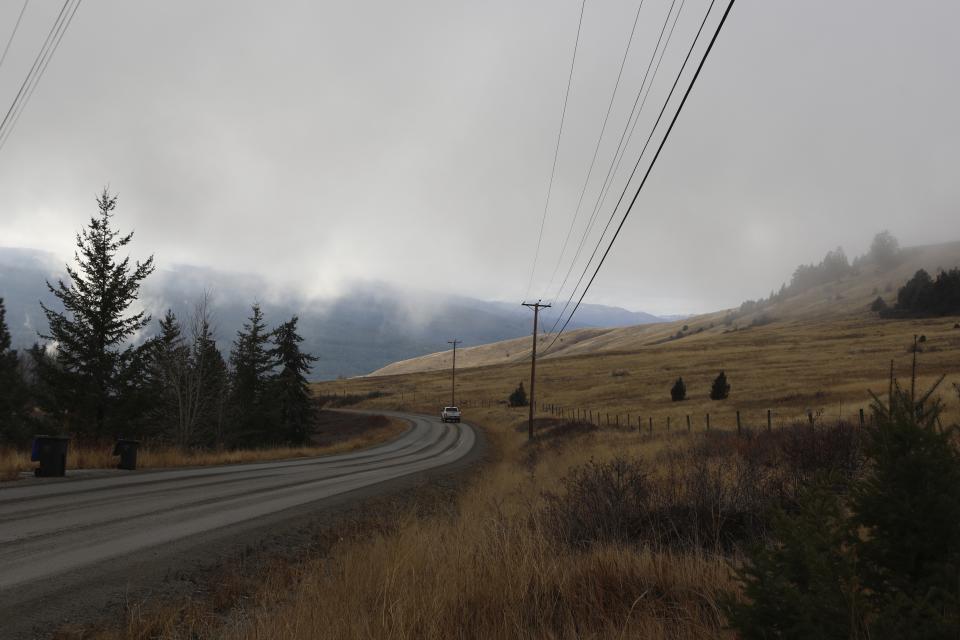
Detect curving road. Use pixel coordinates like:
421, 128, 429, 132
0, 411, 478, 639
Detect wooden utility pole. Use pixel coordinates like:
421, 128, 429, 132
522, 300, 550, 440
447, 339, 461, 407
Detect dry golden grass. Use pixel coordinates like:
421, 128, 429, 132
320, 314, 960, 430
67, 410, 740, 640
0, 414, 406, 482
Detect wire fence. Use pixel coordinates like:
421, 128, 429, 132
318, 389, 873, 436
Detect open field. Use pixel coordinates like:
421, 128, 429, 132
323, 314, 960, 430
0, 411, 406, 482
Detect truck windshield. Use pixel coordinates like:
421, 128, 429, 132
445, 407, 459, 412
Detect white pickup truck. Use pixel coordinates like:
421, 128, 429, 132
440, 406, 462, 423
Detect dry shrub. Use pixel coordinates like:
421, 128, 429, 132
523, 419, 598, 468
542, 421, 866, 554
541, 458, 649, 548
542, 454, 769, 553
0, 448, 29, 480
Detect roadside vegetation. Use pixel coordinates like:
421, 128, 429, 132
60, 355, 960, 639
0, 189, 324, 473
0, 412, 407, 482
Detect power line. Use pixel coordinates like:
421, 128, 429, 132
0, 0, 82, 153
546, 0, 686, 334
0, 0, 81, 151
524, 0, 587, 300
0, 0, 31, 72
0, 0, 70, 143
540, 0, 647, 303
545, 0, 736, 353
546, 0, 706, 339
545, 0, 684, 333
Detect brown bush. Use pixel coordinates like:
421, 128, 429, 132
542, 420, 867, 554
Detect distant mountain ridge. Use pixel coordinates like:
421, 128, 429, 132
0, 247, 665, 380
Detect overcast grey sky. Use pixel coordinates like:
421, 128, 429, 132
0, 0, 958, 315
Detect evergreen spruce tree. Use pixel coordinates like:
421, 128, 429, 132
146, 310, 188, 441
0, 298, 28, 443
39, 190, 155, 438
710, 370, 730, 400
670, 376, 686, 402
193, 317, 229, 446
726, 481, 863, 639
509, 381, 528, 407
728, 372, 960, 640
852, 378, 960, 638
268, 316, 317, 444
230, 304, 274, 444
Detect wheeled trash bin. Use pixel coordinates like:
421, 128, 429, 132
113, 439, 140, 471
31, 435, 70, 477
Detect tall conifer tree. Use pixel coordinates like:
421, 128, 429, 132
0, 298, 28, 442
269, 316, 317, 443
39, 190, 155, 438
193, 317, 229, 446
230, 304, 273, 443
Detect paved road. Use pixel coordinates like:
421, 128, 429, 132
0, 411, 477, 638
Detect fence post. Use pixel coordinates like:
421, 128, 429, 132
686, 414, 691, 433
648, 416, 653, 434
706, 413, 710, 430
859, 407, 865, 428
767, 409, 772, 432
736, 411, 742, 436
616, 414, 620, 427
638, 415, 642, 434
667, 416, 671, 431
808, 410, 814, 426
606, 413, 610, 426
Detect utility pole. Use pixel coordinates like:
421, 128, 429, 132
447, 339, 461, 407
522, 300, 551, 440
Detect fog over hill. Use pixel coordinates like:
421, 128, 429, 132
0, 247, 664, 380
371, 239, 960, 377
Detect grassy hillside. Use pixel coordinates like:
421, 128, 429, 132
372, 240, 960, 378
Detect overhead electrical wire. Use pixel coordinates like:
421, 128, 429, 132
524, 0, 587, 301
545, 0, 714, 341
0, 0, 82, 153
544, 0, 736, 353
539, 0, 647, 303
545, 0, 683, 330
0, 0, 31, 72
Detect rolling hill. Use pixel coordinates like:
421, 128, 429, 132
370, 240, 960, 376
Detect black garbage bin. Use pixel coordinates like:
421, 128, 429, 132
32, 435, 70, 477
113, 439, 140, 470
